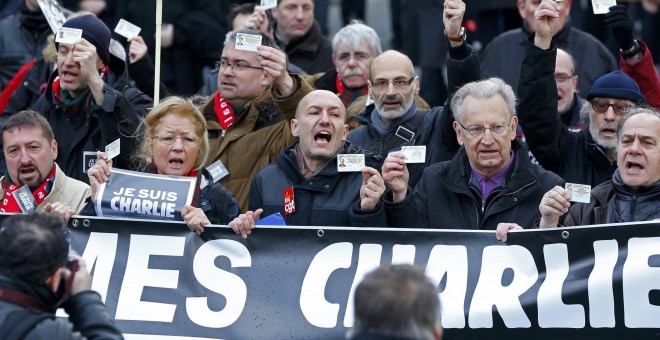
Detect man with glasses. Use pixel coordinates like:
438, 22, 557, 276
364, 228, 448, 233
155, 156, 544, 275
517, 0, 647, 187
381, 78, 563, 229
347, 0, 481, 188
201, 29, 312, 212
555, 48, 585, 132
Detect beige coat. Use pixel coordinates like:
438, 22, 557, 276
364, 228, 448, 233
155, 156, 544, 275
0, 163, 91, 213
202, 74, 313, 212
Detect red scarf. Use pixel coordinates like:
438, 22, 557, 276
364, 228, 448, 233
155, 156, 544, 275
214, 92, 236, 129
52, 66, 109, 103
0, 166, 57, 213
335, 74, 368, 107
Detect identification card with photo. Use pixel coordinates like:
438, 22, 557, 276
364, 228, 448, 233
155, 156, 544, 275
337, 154, 365, 172
114, 18, 141, 39
401, 145, 426, 163
205, 159, 229, 183
105, 138, 121, 160
261, 0, 277, 10
591, 0, 616, 14
565, 183, 591, 203
55, 27, 82, 44
235, 33, 262, 51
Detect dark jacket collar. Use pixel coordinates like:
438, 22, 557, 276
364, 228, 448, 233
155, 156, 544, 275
278, 20, 327, 56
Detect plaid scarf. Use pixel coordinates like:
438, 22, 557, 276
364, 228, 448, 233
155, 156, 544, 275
143, 163, 201, 207
336, 74, 368, 107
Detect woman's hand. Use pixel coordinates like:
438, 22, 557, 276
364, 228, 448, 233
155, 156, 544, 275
87, 151, 113, 203
182, 205, 209, 235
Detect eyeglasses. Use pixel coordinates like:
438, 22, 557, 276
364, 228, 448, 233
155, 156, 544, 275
216, 60, 264, 72
152, 134, 199, 146
371, 77, 415, 90
590, 99, 634, 116
554, 74, 574, 84
457, 119, 512, 137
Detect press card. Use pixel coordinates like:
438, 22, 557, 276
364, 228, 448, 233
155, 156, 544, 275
337, 154, 365, 172
401, 145, 426, 163
55, 27, 82, 44
565, 183, 591, 203
261, 0, 277, 10
591, 0, 616, 14
105, 138, 121, 160
205, 159, 229, 183
114, 18, 141, 39
235, 33, 262, 51
13, 185, 37, 213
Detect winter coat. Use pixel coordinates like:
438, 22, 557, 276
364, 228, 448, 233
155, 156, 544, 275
0, 164, 90, 214
0, 7, 50, 90
347, 43, 481, 188
481, 21, 617, 95
202, 74, 313, 212
276, 20, 333, 75
0, 274, 122, 339
384, 140, 564, 230
565, 176, 660, 226
30, 54, 152, 184
249, 141, 387, 227
517, 38, 616, 187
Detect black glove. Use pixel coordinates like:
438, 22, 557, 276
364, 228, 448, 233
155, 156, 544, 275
604, 5, 635, 51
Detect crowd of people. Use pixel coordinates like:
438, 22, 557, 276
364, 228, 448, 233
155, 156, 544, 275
0, 0, 659, 338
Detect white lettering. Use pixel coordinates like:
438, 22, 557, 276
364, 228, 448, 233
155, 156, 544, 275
469, 245, 537, 328
624, 237, 660, 327
187, 239, 251, 328
425, 245, 468, 329
343, 244, 383, 327
589, 240, 618, 327
300, 242, 353, 328
537, 243, 585, 328
115, 235, 185, 322
80, 232, 118, 302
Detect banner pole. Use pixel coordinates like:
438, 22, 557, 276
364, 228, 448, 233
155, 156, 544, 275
154, 0, 162, 105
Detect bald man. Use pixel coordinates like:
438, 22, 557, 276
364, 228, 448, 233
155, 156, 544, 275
555, 48, 586, 131
229, 90, 386, 239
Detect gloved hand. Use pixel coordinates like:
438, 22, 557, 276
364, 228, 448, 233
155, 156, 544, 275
604, 5, 635, 50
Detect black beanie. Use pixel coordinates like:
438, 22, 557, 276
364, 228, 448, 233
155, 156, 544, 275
61, 15, 111, 65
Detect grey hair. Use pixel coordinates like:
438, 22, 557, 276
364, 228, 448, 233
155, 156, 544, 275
332, 21, 382, 57
616, 106, 660, 141
579, 100, 592, 124
450, 78, 517, 123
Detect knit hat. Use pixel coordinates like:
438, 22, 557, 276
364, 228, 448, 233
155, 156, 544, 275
60, 15, 111, 65
586, 71, 647, 104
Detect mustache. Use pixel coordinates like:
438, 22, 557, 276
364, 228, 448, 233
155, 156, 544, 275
342, 68, 364, 78
18, 164, 36, 171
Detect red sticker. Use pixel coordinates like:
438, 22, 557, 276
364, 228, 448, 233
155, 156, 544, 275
283, 187, 295, 215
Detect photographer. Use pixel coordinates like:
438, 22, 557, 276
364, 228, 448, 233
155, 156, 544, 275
0, 213, 122, 339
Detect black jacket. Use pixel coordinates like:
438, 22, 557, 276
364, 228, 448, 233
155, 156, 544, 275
0, 274, 122, 339
384, 140, 564, 230
517, 37, 616, 187
31, 54, 152, 183
565, 176, 660, 226
249, 141, 387, 227
276, 20, 333, 75
347, 43, 481, 188
0, 6, 50, 90
481, 21, 617, 95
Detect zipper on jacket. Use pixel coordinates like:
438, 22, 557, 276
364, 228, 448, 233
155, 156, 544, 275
629, 193, 637, 222
469, 186, 483, 227
484, 180, 537, 218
